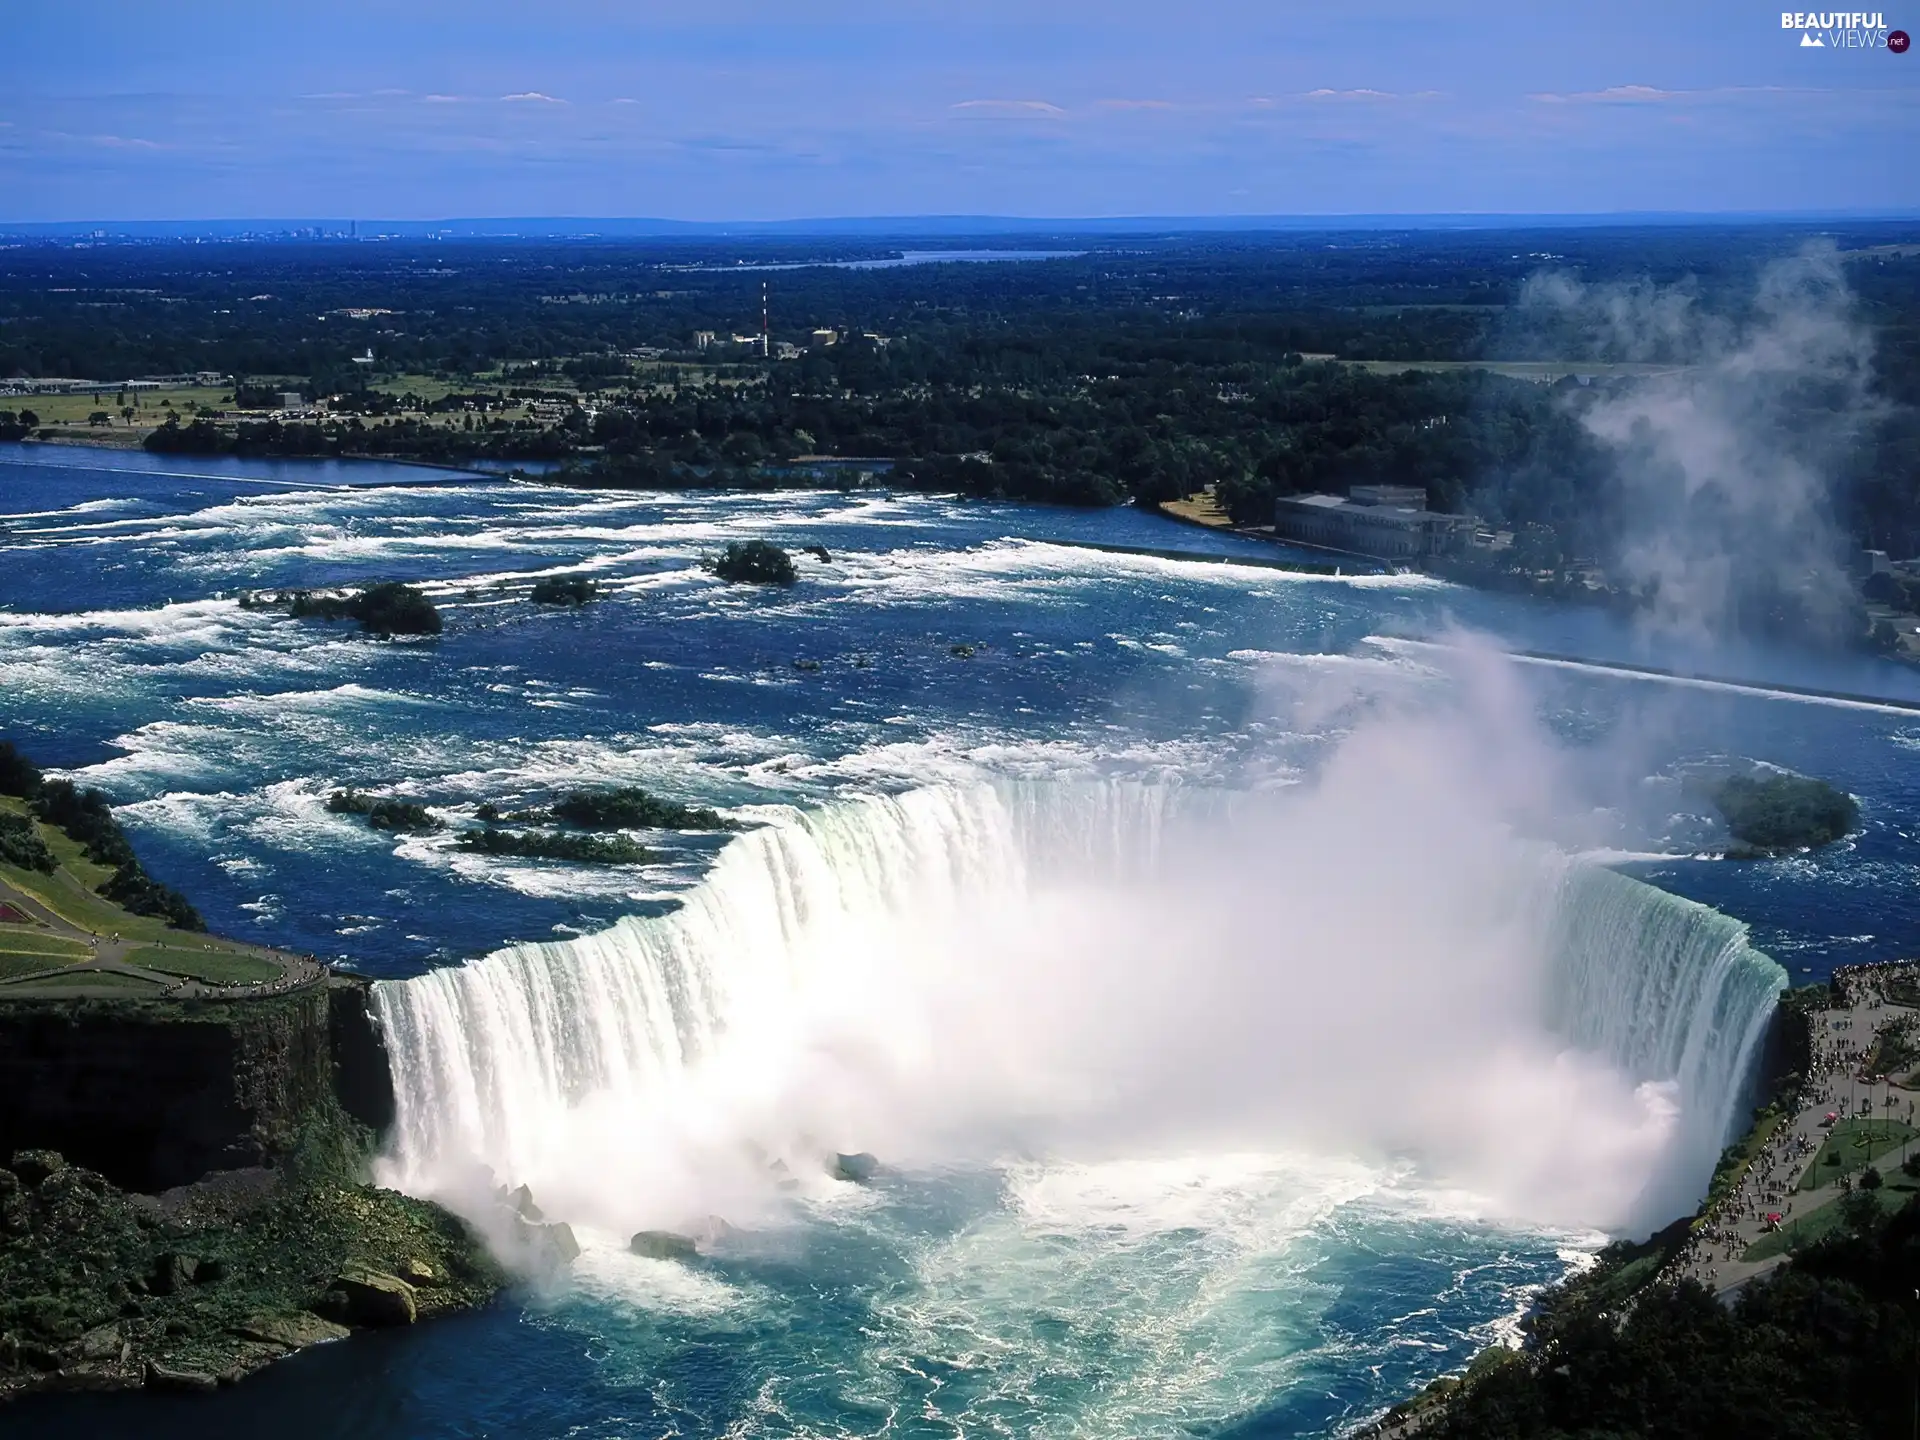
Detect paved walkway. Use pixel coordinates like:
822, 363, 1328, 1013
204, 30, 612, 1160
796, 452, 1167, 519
1667, 961, 1918, 1297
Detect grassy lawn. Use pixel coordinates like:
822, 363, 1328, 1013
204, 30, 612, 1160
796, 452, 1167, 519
0, 930, 91, 961
0, 953, 70, 982
15, 385, 230, 427
1743, 1179, 1920, 1262
123, 945, 281, 985
0, 798, 286, 988
1799, 1119, 1919, 1191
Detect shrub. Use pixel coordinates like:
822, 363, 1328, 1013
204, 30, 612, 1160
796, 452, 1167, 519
327, 791, 440, 832
713, 540, 797, 586
530, 575, 597, 606
549, 787, 732, 831
455, 829, 651, 864
0, 741, 44, 799
0, 812, 56, 873
289, 583, 441, 636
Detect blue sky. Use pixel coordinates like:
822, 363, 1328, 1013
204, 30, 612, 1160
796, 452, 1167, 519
3, 0, 1913, 221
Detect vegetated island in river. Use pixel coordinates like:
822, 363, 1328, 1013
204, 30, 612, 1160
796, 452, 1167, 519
326, 783, 736, 863
241, 582, 442, 637
1689, 771, 1861, 859
0, 741, 580, 1402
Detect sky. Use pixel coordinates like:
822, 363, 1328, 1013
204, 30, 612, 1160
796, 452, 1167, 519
2, 0, 1914, 222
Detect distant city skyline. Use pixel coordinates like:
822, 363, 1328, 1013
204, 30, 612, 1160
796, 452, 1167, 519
5, 0, 1913, 222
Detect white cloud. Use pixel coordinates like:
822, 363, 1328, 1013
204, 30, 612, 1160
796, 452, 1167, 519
501, 92, 567, 104
949, 99, 1067, 117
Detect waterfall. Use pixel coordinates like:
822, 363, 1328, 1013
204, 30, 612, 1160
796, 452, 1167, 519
372, 780, 1786, 1229
372, 782, 1185, 1196
1543, 862, 1786, 1172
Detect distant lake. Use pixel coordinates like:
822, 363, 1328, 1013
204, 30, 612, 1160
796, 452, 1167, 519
682, 249, 1083, 272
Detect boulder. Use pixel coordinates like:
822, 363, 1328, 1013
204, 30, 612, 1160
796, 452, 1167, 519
401, 1257, 439, 1285
513, 1217, 581, 1268
11, 1149, 66, 1187
629, 1230, 699, 1262
831, 1152, 880, 1183
150, 1253, 199, 1296
232, 1312, 352, 1351
503, 1183, 545, 1222
331, 1268, 418, 1327
146, 1360, 219, 1393
78, 1324, 128, 1365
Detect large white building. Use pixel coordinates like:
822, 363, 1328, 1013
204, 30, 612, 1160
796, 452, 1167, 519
1273, 485, 1473, 559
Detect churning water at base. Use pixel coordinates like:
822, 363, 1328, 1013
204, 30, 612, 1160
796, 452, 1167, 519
369, 778, 1784, 1439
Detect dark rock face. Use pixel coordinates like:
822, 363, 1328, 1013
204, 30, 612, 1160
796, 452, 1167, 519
327, 981, 395, 1135
0, 980, 393, 1194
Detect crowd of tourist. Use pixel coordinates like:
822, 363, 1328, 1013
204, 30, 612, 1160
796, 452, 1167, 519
1668, 961, 1918, 1293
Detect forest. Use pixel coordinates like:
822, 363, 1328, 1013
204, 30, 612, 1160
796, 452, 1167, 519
3, 224, 1918, 562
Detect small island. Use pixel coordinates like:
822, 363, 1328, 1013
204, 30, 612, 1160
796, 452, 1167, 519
1692, 771, 1860, 858
529, 575, 598, 607
326, 790, 443, 834
713, 540, 797, 586
456, 828, 652, 864
548, 786, 733, 832
246, 582, 442, 637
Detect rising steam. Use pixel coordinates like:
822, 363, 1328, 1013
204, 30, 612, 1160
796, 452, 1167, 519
374, 645, 1782, 1249
1521, 244, 1882, 640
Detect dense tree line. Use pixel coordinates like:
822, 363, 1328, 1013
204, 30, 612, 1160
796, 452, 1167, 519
0, 742, 202, 931
6, 226, 1918, 555
1417, 1190, 1920, 1440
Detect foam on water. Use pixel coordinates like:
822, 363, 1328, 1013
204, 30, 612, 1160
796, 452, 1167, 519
365, 776, 1784, 1434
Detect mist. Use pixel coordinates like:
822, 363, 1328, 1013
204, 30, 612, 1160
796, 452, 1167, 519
1520, 244, 1881, 642
374, 642, 1782, 1250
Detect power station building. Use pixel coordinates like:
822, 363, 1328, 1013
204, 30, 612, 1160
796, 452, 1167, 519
1272, 485, 1474, 559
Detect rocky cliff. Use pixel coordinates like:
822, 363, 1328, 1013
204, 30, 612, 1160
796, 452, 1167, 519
0, 977, 394, 1193
0, 975, 505, 1402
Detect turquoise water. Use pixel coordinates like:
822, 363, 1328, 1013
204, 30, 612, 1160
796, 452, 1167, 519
2, 443, 1916, 1438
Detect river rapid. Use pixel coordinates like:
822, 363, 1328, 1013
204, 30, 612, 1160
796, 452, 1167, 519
4, 444, 1918, 1439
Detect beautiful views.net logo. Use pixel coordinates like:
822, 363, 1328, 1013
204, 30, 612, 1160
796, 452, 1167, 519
1780, 11, 1908, 48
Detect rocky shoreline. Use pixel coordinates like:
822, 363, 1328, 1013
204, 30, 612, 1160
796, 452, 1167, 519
0, 976, 519, 1404
0, 1057, 508, 1403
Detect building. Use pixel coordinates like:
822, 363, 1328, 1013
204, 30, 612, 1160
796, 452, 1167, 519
692, 331, 716, 351
1272, 485, 1474, 560
809, 328, 837, 349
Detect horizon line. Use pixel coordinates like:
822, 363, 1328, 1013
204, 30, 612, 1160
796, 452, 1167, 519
6, 208, 1920, 238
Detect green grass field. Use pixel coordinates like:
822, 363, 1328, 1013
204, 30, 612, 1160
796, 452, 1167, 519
12, 385, 231, 428
123, 945, 281, 985
0, 930, 91, 960
0, 953, 69, 982
0, 797, 289, 989
1798, 1118, 1919, 1190
1743, 1178, 1920, 1262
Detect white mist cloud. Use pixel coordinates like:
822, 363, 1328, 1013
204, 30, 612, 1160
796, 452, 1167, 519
1522, 244, 1881, 640
378, 644, 1770, 1247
